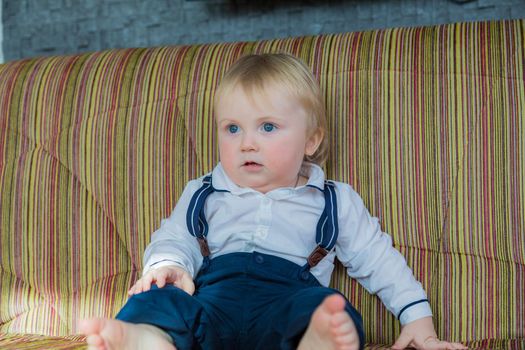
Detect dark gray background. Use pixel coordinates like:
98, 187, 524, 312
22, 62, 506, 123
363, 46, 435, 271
2, 0, 524, 62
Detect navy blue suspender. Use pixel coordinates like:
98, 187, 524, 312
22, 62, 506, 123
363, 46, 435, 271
185, 175, 214, 258
185, 175, 338, 268
307, 181, 338, 267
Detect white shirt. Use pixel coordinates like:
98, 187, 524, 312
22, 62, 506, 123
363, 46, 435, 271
143, 162, 433, 325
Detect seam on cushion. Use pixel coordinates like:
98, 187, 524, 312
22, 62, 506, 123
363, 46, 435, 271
0, 297, 70, 333
44, 302, 70, 333
395, 244, 525, 267
42, 100, 183, 272
3, 125, 132, 269
185, 118, 205, 176
46, 270, 138, 333
0, 333, 86, 342
0, 268, 70, 331
81, 270, 137, 289
433, 76, 491, 286
6, 48, 192, 164
0, 268, 47, 326
48, 99, 179, 156
461, 337, 525, 346
0, 268, 136, 332
3, 49, 151, 274
177, 94, 206, 178
177, 44, 216, 177
5, 81, 190, 283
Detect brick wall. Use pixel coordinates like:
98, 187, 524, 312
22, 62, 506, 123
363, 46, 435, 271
2, 0, 524, 62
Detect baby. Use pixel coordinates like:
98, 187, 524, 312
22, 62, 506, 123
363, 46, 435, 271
80, 53, 467, 350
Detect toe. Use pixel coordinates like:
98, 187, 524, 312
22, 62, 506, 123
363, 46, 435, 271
323, 294, 347, 314
86, 334, 105, 347
330, 312, 351, 328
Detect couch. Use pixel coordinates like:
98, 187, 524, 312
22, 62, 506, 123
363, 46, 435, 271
0, 19, 524, 349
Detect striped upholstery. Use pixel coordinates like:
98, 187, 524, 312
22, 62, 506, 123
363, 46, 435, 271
0, 20, 523, 349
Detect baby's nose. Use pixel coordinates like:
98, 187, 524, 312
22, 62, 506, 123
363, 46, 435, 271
240, 133, 258, 151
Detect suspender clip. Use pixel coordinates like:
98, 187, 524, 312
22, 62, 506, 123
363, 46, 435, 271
197, 237, 211, 257
307, 245, 329, 267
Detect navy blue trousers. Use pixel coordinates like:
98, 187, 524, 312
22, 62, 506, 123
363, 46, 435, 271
116, 252, 364, 350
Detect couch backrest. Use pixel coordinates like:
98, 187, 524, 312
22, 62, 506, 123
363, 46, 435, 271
1, 20, 523, 347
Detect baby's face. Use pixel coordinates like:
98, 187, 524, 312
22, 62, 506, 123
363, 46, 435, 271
215, 84, 320, 194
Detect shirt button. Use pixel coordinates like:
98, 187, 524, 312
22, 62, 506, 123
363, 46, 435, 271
255, 255, 264, 264
300, 271, 310, 280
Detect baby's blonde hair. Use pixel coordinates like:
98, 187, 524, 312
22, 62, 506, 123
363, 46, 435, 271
214, 53, 329, 166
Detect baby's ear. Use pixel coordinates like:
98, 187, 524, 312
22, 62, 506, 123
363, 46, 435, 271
305, 128, 324, 156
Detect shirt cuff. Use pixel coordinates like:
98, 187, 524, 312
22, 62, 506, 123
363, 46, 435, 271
398, 300, 433, 325
143, 258, 187, 276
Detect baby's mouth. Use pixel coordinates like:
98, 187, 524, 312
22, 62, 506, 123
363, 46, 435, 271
243, 161, 262, 168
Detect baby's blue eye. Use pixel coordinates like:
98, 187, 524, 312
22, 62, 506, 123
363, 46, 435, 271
228, 125, 239, 134
262, 123, 276, 132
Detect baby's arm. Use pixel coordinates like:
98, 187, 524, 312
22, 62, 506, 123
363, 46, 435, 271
128, 265, 195, 296
335, 184, 432, 323
142, 179, 205, 278
335, 184, 467, 349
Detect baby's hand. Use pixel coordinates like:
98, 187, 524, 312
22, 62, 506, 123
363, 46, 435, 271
392, 316, 468, 350
128, 265, 195, 296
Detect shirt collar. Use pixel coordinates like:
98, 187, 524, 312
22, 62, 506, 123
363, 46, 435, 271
210, 162, 326, 197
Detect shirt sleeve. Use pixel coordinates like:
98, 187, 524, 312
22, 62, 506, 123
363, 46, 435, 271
334, 183, 433, 325
142, 178, 204, 278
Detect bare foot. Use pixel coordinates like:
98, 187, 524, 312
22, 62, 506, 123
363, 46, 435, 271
79, 318, 176, 350
298, 294, 360, 350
